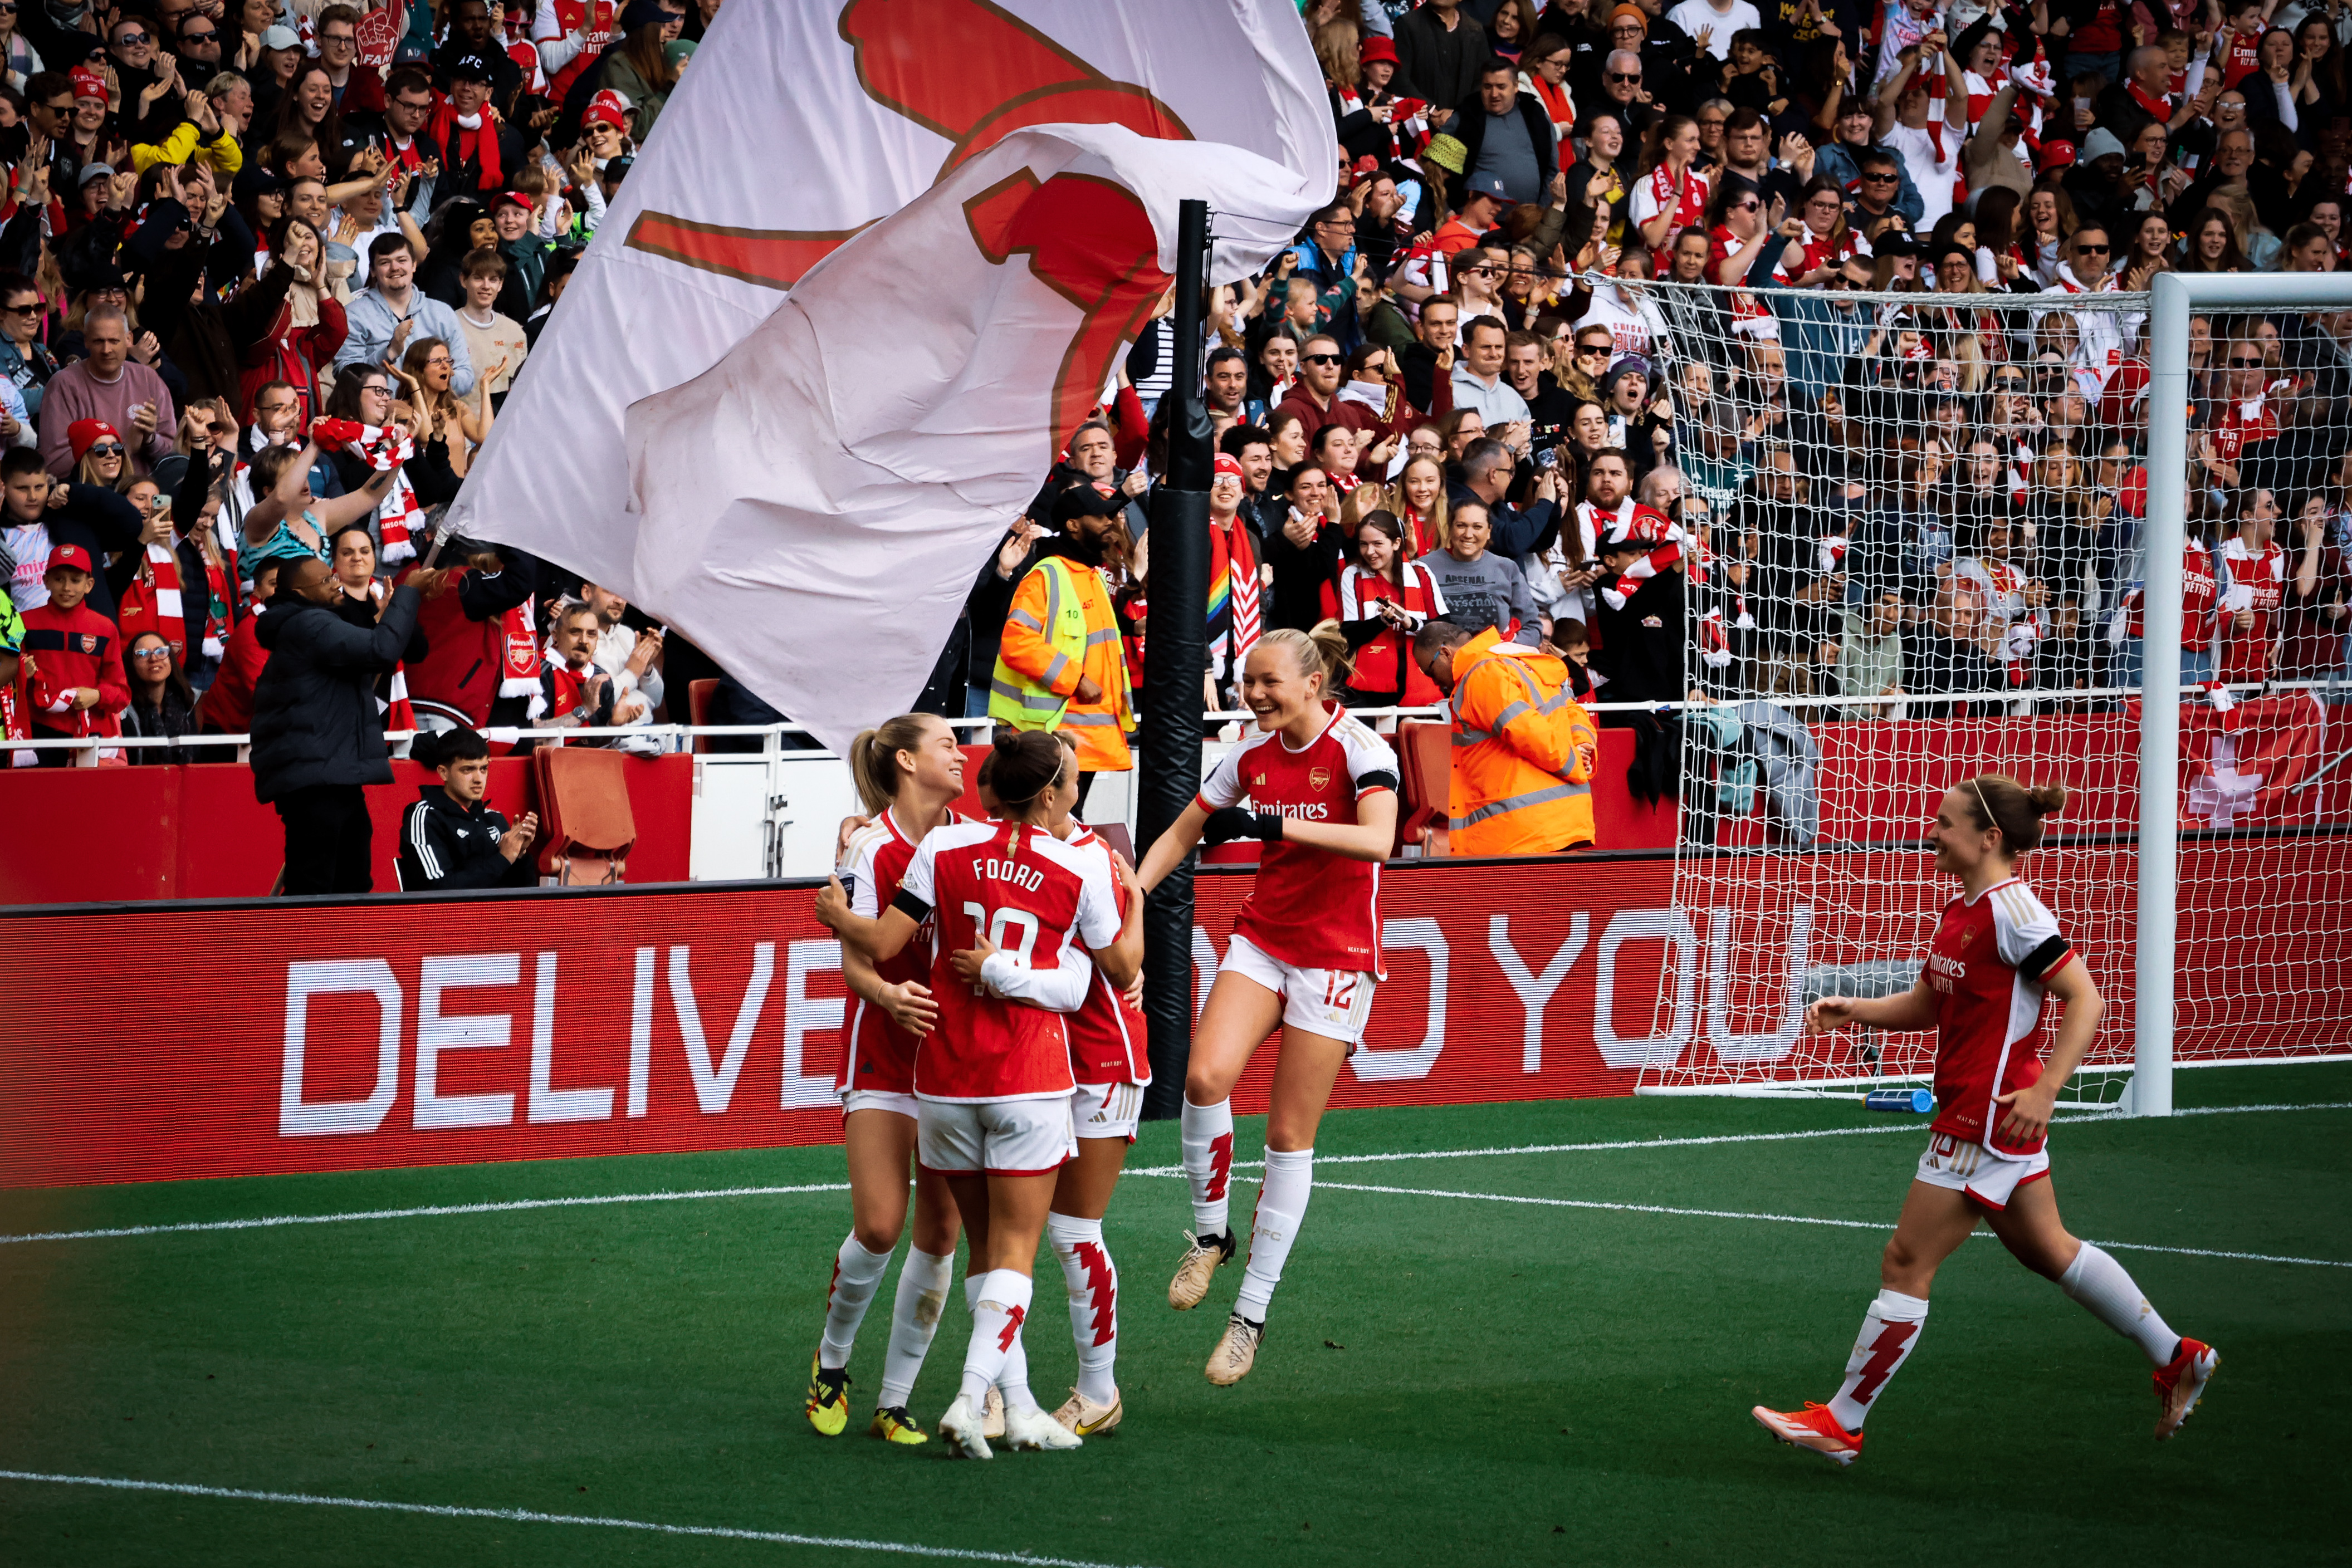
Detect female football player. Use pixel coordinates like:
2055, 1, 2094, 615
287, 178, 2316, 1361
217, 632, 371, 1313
1133, 625, 1400, 1385
1753, 775, 2217, 1466
831, 731, 1143, 1458
804, 713, 966, 1445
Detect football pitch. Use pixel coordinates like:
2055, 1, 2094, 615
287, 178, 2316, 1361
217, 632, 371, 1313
2, 1064, 2345, 1567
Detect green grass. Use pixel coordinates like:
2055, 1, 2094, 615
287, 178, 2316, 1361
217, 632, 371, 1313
2, 1064, 2346, 1567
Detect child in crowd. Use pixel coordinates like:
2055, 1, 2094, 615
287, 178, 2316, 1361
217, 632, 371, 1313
19, 543, 128, 765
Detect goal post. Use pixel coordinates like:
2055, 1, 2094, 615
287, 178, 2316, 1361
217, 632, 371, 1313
1600, 266, 2352, 1111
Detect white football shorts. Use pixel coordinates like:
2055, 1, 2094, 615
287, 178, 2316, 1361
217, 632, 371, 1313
1916, 1130, 2051, 1211
840, 1088, 920, 1121
917, 1094, 1077, 1177
1219, 932, 1378, 1048
1073, 1079, 1146, 1143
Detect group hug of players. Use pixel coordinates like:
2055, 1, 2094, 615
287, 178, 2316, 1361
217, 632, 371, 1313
801, 629, 2218, 1463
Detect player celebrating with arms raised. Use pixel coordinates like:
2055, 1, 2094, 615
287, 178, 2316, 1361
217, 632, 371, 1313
826, 731, 1143, 1459
1753, 775, 2218, 1466
1134, 626, 1399, 1385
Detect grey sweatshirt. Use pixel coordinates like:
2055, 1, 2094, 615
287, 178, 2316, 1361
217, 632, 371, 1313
1425, 549, 1539, 645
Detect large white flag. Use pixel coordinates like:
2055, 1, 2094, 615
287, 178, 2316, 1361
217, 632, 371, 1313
444, 0, 1331, 595
623, 124, 1317, 756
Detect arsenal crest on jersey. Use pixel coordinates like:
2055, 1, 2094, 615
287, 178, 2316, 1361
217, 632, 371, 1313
1308, 766, 1332, 792
76, 633, 97, 654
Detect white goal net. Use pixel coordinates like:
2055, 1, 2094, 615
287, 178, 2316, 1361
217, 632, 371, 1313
1602, 272, 2352, 1104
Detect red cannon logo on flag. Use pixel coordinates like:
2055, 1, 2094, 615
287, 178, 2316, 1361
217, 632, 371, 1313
623, 0, 1181, 452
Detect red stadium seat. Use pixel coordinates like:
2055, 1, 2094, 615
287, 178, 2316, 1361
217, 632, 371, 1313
532, 746, 638, 885
687, 678, 720, 753
1394, 718, 1451, 856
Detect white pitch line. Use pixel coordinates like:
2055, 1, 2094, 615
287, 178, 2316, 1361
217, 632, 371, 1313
0, 1470, 1158, 1567
1124, 1099, 2352, 1179
3, 1100, 2344, 1250
0, 1182, 849, 1246
1312, 1179, 2352, 1268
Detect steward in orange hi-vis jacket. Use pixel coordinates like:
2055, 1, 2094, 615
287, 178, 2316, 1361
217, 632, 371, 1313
1419, 623, 1597, 855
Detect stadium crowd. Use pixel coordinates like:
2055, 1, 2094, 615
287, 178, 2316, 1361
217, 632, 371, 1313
1, 0, 2348, 850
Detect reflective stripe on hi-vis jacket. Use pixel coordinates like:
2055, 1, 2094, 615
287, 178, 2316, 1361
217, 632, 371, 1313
1446, 626, 1597, 856
990, 553, 1134, 770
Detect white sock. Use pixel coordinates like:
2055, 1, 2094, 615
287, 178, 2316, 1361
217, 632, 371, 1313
2061, 1242, 2180, 1365
1234, 1145, 1312, 1321
959, 1268, 1033, 1409
878, 1247, 953, 1411
1826, 1289, 1930, 1431
958, 1271, 1034, 1409
1180, 1096, 1236, 1237
1049, 1212, 1119, 1405
818, 1233, 893, 1371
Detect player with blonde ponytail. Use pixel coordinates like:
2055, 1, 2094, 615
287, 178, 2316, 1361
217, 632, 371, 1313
800, 713, 968, 1446
1755, 774, 2218, 1466
1135, 621, 1399, 1385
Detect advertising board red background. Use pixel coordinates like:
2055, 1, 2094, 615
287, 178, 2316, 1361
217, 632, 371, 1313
7, 835, 2349, 1189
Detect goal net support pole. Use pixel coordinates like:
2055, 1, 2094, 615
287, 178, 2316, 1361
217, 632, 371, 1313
2135, 271, 2352, 1116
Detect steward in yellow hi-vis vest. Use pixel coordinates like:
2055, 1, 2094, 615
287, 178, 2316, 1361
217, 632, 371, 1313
989, 484, 1134, 772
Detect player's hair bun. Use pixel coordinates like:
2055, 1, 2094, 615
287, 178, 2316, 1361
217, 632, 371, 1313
2025, 781, 2069, 816
1964, 773, 2064, 853
989, 729, 1065, 810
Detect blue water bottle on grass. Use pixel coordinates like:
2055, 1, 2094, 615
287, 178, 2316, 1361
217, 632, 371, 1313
1865, 1088, 1935, 1114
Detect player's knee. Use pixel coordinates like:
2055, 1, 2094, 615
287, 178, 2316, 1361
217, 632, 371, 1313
1880, 1234, 1929, 1286
853, 1218, 903, 1254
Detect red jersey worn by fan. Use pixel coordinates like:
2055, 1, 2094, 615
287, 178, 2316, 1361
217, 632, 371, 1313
1924, 877, 2076, 1160
2119, 537, 2218, 653
1195, 703, 1399, 976
839, 806, 964, 1100
898, 817, 1122, 1103
2216, 535, 2285, 683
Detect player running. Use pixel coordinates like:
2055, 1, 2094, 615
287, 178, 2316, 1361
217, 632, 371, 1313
1753, 775, 2218, 1466
1038, 731, 1148, 1437
828, 731, 1143, 1459
1133, 626, 1399, 1386
804, 714, 967, 1446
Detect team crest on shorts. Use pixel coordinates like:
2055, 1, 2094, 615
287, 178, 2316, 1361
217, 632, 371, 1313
1308, 766, 1332, 791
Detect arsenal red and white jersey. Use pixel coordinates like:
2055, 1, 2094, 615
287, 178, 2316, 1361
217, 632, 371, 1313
898, 818, 1121, 1102
1924, 877, 2076, 1159
838, 806, 962, 1096
1196, 703, 1399, 975
1064, 826, 1150, 1086
2216, 536, 2285, 683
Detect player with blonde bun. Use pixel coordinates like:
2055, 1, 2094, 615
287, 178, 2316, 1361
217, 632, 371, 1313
1754, 775, 2218, 1466
1135, 624, 1400, 1386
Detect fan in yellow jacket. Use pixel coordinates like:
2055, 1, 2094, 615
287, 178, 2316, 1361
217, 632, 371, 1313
989, 483, 1134, 781
1412, 619, 1597, 855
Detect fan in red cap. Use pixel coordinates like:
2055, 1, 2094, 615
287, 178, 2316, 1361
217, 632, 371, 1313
67, 419, 122, 468
582, 89, 632, 134
20, 542, 130, 758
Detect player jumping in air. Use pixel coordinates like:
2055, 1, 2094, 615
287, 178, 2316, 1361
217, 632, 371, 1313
1135, 626, 1399, 1385
1753, 774, 2218, 1466
804, 714, 967, 1445
827, 731, 1143, 1458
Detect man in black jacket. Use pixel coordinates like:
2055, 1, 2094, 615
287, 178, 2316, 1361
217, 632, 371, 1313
399, 725, 538, 890
250, 554, 434, 895
1396, 0, 1489, 125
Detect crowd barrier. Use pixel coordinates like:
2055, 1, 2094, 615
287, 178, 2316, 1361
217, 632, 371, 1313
8, 834, 2349, 1189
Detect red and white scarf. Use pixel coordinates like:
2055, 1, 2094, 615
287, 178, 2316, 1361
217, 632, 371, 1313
115, 541, 186, 663
1646, 162, 1708, 275
500, 602, 542, 697
383, 662, 415, 731
314, 417, 421, 562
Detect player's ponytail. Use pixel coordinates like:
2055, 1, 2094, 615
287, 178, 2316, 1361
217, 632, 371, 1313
848, 713, 935, 816
1263, 624, 1353, 699
1961, 773, 2069, 854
